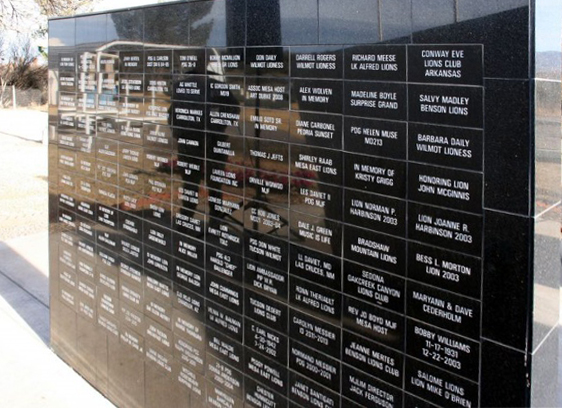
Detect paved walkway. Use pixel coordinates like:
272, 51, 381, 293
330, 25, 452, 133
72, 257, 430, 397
0, 108, 47, 144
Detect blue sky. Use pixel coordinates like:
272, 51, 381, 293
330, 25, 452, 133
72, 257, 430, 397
536, 0, 562, 52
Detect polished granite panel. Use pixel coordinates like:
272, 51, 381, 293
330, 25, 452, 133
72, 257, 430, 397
246, 0, 280, 46
50, 300, 82, 385
411, 0, 455, 33
144, 343, 182, 407
144, 4, 190, 46
107, 8, 145, 49
319, 0, 380, 44
75, 14, 107, 47
481, 340, 529, 407
534, 79, 562, 215
247, 0, 317, 46
457, 0, 529, 21
379, 0, 412, 42
535, 0, 562, 81
532, 210, 561, 351
484, 79, 530, 215
530, 328, 559, 408
531, 3, 562, 372
414, 5, 530, 79
483, 210, 531, 350
49, 2, 561, 407
189, 0, 246, 47
75, 315, 101, 384
107, 332, 146, 408
49, 18, 75, 48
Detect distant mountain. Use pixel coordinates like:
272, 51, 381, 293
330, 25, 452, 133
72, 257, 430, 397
536, 51, 561, 79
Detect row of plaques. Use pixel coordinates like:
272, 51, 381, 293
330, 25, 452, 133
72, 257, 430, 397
58, 105, 483, 173
53, 41, 486, 408
59, 44, 483, 87
58, 194, 482, 299
58, 80, 483, 129
58, 135, 484, 214
57, 212, 479, 408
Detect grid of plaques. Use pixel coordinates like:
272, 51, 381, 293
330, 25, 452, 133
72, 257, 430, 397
55, 43, 484, 408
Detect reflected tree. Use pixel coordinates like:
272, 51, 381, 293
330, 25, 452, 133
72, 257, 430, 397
110, 9, 144, 44
189, 1, 214, 45
111, 2, 216, 47
0, 37, 47, 106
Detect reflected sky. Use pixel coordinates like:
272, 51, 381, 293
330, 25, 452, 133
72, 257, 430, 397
83, 0, 562, 51
536, 0, 562, 52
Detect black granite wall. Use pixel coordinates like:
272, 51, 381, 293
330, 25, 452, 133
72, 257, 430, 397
48, 1, 561, 407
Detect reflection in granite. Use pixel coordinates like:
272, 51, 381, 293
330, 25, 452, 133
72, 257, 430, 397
530, 327, 559, 407
379, 0, 412, 42
483, 211, 531, 350
247, 0, 317, 46
49, 17, 75, 48
412, 0, 456, 32
457, 0, 529, 21
190, 0, 245, 47
535, 79, 562, 213
144, 4, 190, 46
414, 5, 530, 79
108, 9, 144, 49
481, 340, 529, 407
532, 211, 561, 351
75, 14, 107, 47
535, 0, 562, 81
49, 1, 561, 407
319, 0, 380, 44
484, 79, 530, 215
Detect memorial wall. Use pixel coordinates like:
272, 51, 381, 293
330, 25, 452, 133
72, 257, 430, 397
48, 1, 561, 407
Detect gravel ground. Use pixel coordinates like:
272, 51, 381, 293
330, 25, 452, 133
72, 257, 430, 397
0, 134, 48, 241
